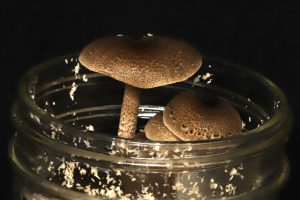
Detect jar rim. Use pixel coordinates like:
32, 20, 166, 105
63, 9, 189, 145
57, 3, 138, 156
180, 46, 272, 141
15, 54, 291, 151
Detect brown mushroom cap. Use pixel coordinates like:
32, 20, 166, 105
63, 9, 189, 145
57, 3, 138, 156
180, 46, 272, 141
145, 112, 180, 141
79, 36, 202, 88
163, 90, 242, 141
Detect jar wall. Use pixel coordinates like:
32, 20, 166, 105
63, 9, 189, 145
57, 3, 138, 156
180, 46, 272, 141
10, 55, 292, 200
10, 130, 289, 200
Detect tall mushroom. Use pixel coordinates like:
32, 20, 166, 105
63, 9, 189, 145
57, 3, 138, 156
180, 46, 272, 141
79, 36, 202, 138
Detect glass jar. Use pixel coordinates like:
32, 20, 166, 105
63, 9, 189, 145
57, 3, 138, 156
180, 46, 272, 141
9, 54, 292, 200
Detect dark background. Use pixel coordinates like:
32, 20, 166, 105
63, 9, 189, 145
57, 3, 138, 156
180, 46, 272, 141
1, 0, 299, 199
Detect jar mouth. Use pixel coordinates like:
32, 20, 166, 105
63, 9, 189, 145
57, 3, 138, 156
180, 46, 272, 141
14, 54, 291, 155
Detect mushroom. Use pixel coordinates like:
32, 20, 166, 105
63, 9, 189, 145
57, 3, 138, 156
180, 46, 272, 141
79, 36, 202, 138
145, 112, 180, 141
163, 90, 242, 141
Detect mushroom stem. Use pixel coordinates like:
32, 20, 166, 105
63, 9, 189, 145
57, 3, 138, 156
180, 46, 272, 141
118, 85, 140, 138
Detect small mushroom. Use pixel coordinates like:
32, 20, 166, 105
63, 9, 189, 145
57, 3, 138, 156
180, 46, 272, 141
145, 112, 180, 141
79, 36, 202, 138
163, 90, 242, 141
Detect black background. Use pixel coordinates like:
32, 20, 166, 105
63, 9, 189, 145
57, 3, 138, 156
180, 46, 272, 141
1, 0, 299, 199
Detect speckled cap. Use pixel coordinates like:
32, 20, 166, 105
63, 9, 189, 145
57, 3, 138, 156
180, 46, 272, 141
163, 90, 242, 141
144, 112, 180, 141
79, 36, 202, 88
